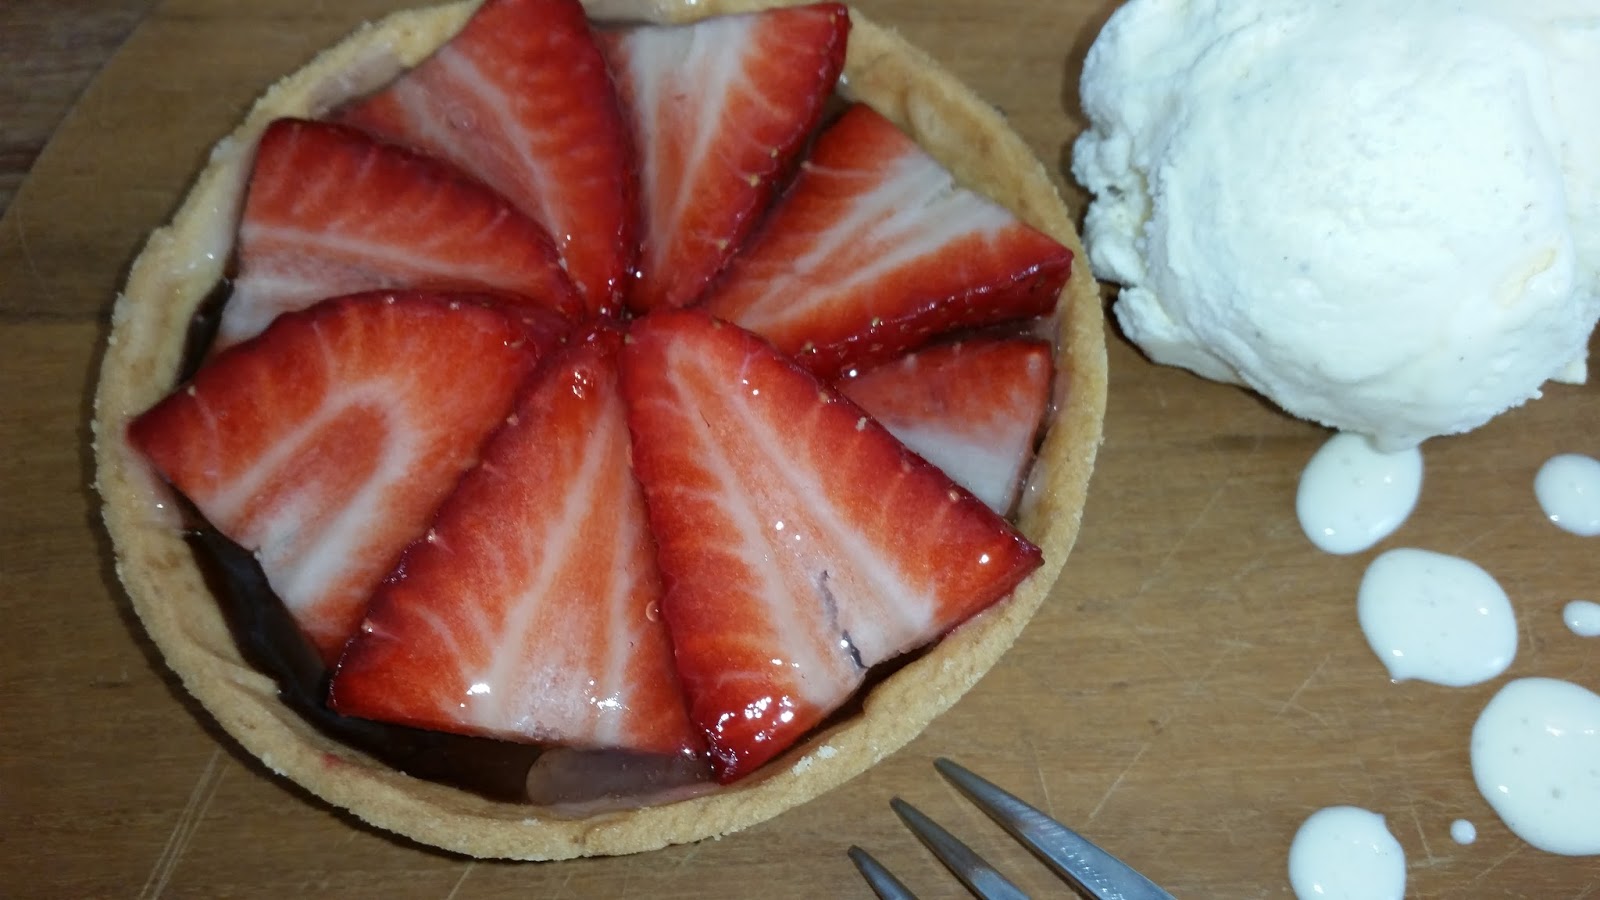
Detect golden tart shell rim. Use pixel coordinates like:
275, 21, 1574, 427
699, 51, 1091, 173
92, 0, 1108, 861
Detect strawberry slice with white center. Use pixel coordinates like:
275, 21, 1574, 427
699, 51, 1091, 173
329, 328, 704, 756
620, 311, 1043, 781
599, 3, 849, 313
702, 103, 1073, 380
220, 118, 580, 350
337, 0, 636, 317
129, 292, 565, 663
838, 338, 1054, 516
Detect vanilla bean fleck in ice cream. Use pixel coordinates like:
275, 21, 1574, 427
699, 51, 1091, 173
1072, 0, 1600, 449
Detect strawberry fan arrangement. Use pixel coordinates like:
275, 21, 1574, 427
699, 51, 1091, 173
96, 0, 1104, 859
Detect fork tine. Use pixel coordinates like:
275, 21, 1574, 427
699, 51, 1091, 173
934, 758, 1176, 900
890, 797, 1030, 900
848, 845, 922, 900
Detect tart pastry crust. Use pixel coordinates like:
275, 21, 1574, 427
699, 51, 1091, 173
93, 0, 1107, 860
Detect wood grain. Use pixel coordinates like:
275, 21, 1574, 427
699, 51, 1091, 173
2, 0, 1597, 897
0, 0, 158, 217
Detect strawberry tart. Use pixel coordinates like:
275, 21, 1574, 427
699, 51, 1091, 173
93, 0, 1106, 859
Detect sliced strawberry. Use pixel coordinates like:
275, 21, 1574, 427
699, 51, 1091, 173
337, 0, 636, 317
702, 103, 1073, 380
599, 3, 849, 313
838, 338, 1054, 516
129, 292, 562, 663
220, 118, 580, 350
619, 311, 1043, 781
329, 328, 704, 756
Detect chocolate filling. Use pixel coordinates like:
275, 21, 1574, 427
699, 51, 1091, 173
186, 510, 922, 808
188, 525, 560, 803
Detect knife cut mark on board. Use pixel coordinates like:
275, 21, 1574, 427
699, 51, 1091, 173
1275, 652, 1332, 718
138, 747, 227, 900
1130, 478, 1229, 603
1025, 738, 1059, 820
1408, 802, 1437, 866
442, 861, 476, 900
670, 842, 703, 873
1470, 845, 1523, 884
1087, 740, 1149, 823
6, 202, 60, 313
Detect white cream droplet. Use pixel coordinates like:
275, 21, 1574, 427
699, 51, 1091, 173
1297, 433, 1423, 554
1562, 600, 1600, 637
1470, 677, 1600, 855
1534, 454, 1600, 536
1450, 819, 1477, 845
1288, 806, 1406, 900
1357, 548, 1517, 686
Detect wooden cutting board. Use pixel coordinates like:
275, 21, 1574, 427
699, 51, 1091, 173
2, 0, 1595, 896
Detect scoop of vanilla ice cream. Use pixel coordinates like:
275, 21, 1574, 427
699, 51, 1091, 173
1072, 0, 1600, 448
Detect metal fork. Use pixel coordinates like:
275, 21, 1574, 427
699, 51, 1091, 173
849, 758, 1176, 900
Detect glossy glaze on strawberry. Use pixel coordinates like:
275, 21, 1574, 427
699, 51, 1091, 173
129, 0, 1077, 795
838, 338, 1054, 515
330, 328, 704, 757
620, 312, 1044, 781
130, 292, 567, 663
222, 119, 581, 350
703, 103, 1072, 379
338, 0, 636, 317
600, 3, 850, 313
